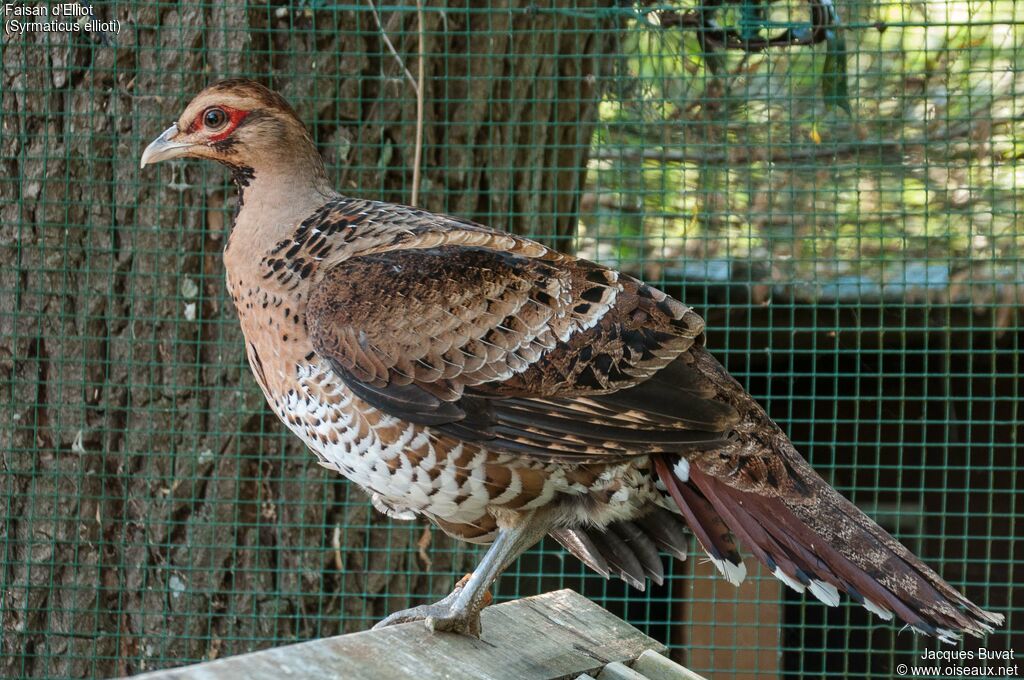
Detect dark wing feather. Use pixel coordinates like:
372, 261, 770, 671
306, 244, 740, 461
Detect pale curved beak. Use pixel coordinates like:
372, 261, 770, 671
140, 124, 193, 169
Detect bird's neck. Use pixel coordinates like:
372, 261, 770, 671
223, 161, 337, 289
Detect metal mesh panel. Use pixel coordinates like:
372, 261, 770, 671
2, 1, 1020, 678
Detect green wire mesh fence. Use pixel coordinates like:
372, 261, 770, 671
1, 1, 1021, 678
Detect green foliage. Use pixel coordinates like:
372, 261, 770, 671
581, 1, 1024, 293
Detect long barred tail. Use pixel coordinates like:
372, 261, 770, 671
654, 453, 1002, 642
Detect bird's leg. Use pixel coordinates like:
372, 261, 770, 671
373, 511, 552, 637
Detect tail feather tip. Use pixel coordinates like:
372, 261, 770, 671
808, 579, 841, 607
939, 629, 961, 645
709, 554, 747, 586
772, 567, 807, 594
862, 597, 894, 621
673, 458, 690, 482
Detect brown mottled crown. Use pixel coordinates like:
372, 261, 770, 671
175, 78, 307, 136
200, 79, 301, 118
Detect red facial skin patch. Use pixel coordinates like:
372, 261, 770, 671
187, 105, 250, 142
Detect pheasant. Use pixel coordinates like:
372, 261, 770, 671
141, 80, 1002, 641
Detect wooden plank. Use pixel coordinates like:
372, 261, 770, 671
124, 590, 665, 680
632, 650, 709, 680
596, 661, 650, 680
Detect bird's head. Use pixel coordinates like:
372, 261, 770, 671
140, 79, 327, 189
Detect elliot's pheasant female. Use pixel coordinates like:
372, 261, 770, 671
141, 79, 1002, 641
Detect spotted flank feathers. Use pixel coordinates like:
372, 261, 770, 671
149, 78, 1003, 644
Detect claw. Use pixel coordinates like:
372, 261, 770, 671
372, 573, 490, 637
373, 601, 484, 637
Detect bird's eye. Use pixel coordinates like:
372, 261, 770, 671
203, 107, 228, 129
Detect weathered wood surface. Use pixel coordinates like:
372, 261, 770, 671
630, 649, 708, 680
123, 590, 665, 680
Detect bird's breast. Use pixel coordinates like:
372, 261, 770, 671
271, 357, 513, 528
227, 276, 312, 394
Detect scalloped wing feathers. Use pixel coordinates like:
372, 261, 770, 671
307, 242, 739, 460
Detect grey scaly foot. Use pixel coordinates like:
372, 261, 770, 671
373, 601, 483, 637
372, 573, 490, 637
374, 516, 553, 638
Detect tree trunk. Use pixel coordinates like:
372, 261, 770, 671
0, 3, 616, 677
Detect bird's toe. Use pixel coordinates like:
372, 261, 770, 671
372, 605, 437, 630
424, 610, 483, 638
373, 598, 484, 637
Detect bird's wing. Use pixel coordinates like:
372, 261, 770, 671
306, 243, 739, 461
